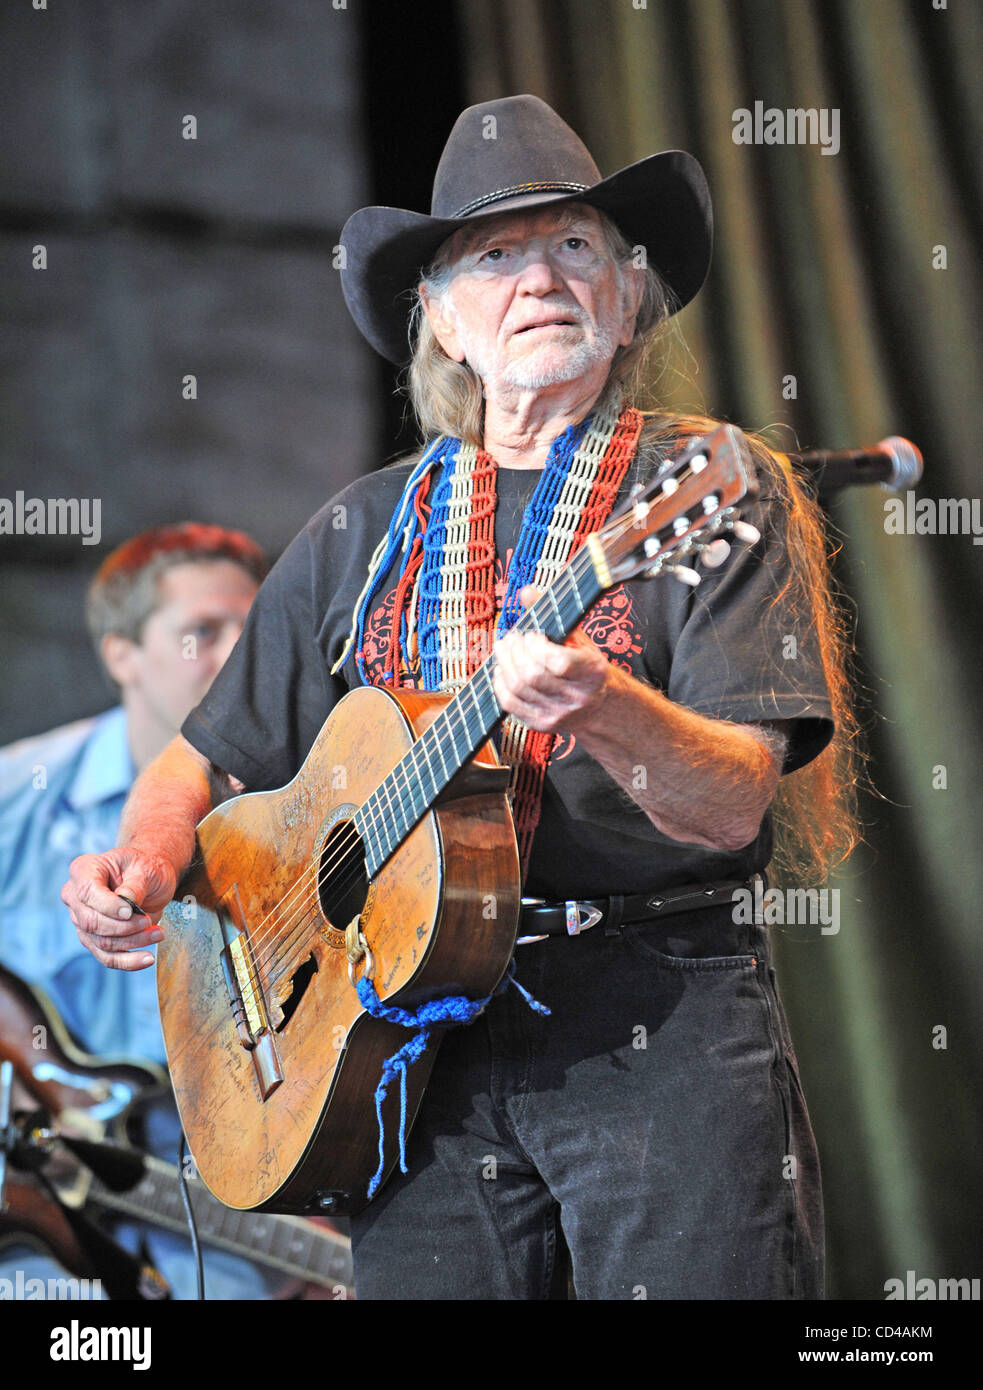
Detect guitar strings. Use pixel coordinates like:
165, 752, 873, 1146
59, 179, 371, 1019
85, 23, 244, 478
241, 661, 509, 990
243, 665, 507, 981
244, 654, 504, 978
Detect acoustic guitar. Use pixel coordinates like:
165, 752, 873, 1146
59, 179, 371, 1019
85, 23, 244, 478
0, 963, 352, 1292
157, 426, 757, 1215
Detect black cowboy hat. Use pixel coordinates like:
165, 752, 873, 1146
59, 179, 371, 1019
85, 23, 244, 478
339, 94, 713, 365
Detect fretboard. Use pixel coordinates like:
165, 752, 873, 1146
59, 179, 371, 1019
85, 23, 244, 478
89, 1156, 352, 1289
353, 541, 606, 876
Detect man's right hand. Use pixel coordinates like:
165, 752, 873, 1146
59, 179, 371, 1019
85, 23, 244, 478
61, 849, 178, 971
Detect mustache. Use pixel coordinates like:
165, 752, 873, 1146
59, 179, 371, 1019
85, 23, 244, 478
510, 306, 588, 333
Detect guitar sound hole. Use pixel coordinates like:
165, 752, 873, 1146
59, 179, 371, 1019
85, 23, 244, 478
317, 821, 369, 932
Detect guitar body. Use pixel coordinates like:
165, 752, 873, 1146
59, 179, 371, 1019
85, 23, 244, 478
157, 684, 521, 1216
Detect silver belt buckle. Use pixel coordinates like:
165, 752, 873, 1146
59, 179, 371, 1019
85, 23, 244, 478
516, 897, 604, 946
565, 900, 603, 936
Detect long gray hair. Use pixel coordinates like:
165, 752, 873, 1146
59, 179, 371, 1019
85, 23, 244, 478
404, 207, 677, 445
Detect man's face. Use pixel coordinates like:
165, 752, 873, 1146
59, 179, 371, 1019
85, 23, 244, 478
105, 560, 258, 737
422, 204, 643, 396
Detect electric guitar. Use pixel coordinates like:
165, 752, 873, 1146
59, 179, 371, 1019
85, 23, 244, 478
0, 963, 352, 1291
156, 426, 758, 1215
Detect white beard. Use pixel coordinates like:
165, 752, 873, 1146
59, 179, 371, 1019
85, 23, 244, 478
495, 329, 619, 390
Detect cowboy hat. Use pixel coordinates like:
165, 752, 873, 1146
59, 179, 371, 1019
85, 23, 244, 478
339, 94, 713, 365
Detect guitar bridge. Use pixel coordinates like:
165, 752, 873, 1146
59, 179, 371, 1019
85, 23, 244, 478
218, 899, 284, 1101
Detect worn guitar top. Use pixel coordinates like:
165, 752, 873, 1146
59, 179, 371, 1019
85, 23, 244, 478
182, 425, 834, 899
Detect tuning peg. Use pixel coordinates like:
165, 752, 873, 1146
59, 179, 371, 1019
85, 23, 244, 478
731, 521, 761, 545
699, 538, 732, 568
667, 564, 701, 587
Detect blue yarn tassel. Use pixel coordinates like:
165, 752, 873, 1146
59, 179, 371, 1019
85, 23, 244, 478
354, 962, 550, 1199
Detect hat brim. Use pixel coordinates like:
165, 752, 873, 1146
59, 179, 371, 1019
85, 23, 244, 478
339, 149, 712, 365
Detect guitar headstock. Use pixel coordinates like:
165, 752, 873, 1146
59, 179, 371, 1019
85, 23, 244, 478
595, 425, 761, 588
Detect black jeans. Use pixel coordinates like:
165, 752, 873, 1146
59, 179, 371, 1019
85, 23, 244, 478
350, 905, 824, 1300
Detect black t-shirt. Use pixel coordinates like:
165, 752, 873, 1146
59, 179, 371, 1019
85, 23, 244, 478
182, 424, 834, 898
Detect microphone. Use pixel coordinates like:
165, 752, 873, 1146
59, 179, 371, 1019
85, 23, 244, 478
797, 437, 923, 495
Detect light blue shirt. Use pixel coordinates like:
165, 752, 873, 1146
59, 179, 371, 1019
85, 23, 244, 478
0, 706, 165, 1062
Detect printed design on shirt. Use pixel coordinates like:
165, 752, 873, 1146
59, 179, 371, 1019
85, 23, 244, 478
358, 585, 418, 690
357, 548, 643, 760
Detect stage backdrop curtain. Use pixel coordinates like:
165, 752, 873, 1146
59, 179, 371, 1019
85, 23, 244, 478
455, 0, 983, 1299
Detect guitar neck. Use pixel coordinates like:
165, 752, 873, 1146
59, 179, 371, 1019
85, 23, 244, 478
355, 540, 606, 876
88, 1157, 351, 1289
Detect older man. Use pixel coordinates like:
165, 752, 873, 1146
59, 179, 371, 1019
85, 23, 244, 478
63, 97, 849, 1300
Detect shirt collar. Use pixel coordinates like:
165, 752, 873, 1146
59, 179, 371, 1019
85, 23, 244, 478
65, 707, 136, 810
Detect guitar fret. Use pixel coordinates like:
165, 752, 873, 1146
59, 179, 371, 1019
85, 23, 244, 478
404, 759, 427, 819
288, 1224, 316, 1264
564, 572, 581, 617
207, 1198, 231, 1240
428, 728, 447, 783
559, 580, 580, 630
446, 705, 471, 759
548, 586, 564, 636
416, 731, 442, 800
384, 773, 409, 839
359, 814, 381, 869
470, 669, 498, 726
375, 776, 396, 841
354, 800, 380, 866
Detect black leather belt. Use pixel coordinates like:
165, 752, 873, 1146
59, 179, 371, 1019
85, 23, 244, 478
516, 876, 761, 945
